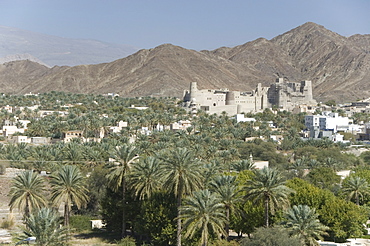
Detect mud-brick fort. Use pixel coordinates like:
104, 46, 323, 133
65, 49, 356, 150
182, 78, 317, 115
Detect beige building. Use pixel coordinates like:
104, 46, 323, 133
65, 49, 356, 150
62, 130, 83, 143
183, 82, 269, 115
183, 78, 316, 115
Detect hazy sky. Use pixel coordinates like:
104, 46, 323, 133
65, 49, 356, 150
0, 0, 369, 50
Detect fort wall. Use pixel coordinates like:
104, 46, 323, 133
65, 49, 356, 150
183, 78, 316, 115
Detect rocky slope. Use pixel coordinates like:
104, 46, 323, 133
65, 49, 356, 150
1, 22, 369, 102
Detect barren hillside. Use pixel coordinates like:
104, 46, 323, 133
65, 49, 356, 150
1, 22, 369, 103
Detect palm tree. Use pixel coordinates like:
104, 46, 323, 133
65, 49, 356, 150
50, 165, 89, 226
9, 171, 47, 218
30, 146, 55, 172
244, 167, 294, 227
180, 189, 226, 246
283, 205, 329, 246
158, 147, 203, 246
105, 144, 139, 238
231, 159, 254, 172
19, 207, 68, 246
203, 160, 223, 186
209, 175, 242, 238
342, 176, 370, 205
63, 142, 83, 165
289, 157, 308, 178
130, 156, 161, 200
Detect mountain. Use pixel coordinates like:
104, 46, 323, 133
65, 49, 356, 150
0, 53, 49, 67
270, 22, 370, 102
0, 26, 138, 66
0, 22, 369, 102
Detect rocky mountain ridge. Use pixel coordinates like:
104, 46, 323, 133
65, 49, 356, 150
1, 22, 369, 103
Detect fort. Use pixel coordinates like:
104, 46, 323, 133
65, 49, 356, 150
182, 78, 316, 115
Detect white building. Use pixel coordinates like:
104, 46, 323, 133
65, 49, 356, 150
305, 112, 350, 133
11, 135, 31, 144
234, 114, 256, 123
170, 120, 192, 131
109, 121, 128, 133
2, 125, 25, 137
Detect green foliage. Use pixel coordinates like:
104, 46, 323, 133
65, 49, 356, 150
283, 205, 329, 246
325, 100, 336, 106
85, 164, 109, 215
19, 207, 68, 246
209, 239, 239, 246
9, 170, 47, 217
287, 178, 368, 242
100, 187, 124, 232
238, 140, 287, 167
130, 156, 162, 200
244, 167, 294, 227
101, 187, 141, 237
360, 151, 370, 165
320, 197, 367, 242
1, 92, 368, 244
180, 189, 227, 246
134, 192, 177, 246
306, 167, 341, 191
341, 176, 370, 205
115, 236, 136, 246
0, 216, 15, 229
287, 178, 332, 209
341, 132, 356, 142
240, 226, 303, 246
209, 175, 242, 237
231, 200, 264, 236
50, 165, 89, 226
69, 215, 94, 232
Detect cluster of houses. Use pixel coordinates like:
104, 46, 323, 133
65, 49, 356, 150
0, 103, 196, 144
2, 78, 370, 147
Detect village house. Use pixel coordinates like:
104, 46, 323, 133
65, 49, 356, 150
62, 130, 84, 143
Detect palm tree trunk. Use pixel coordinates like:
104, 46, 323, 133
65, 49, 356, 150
265, 196, 269, 227
177, 194, 182, 246
203, 233, 208, 246
356, 194, 359, 206
25, 196, 30, 218
226, 207, 230, 239
64, 202, 70, 226
122, 178, 126, 238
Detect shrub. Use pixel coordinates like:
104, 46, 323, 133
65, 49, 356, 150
115, 236, 136, 246
70, 215, 94, 232
240, 226, 303, 246
0, 215, 15, 229
210, 239, 240, 246
0, 164, 5, 175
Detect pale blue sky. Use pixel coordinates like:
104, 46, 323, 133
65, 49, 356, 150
0, 0, 369, 50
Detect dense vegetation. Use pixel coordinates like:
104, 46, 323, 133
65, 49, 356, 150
1, 92, 370, 246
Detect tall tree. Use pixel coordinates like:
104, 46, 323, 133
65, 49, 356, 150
9, 171, 47, 218
50, 165, 89, 226
158, 147, 203, 246
180, 189, 226, 246
130, 156, 162, 200
283, 205, 329, 246
209, 175, 242, 238
105, 144, 139, 238
342, 176, 370, 205
244, 167, 294, 227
